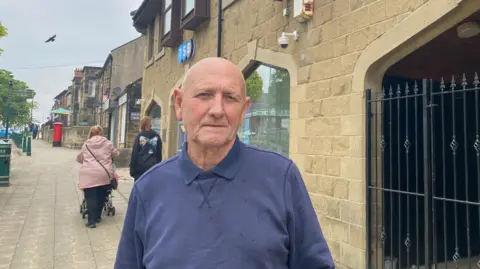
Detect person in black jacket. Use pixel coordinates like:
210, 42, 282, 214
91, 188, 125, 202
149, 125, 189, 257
129, 116, 162, 181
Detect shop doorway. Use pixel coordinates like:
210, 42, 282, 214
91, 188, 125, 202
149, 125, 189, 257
366, 11, 480, 269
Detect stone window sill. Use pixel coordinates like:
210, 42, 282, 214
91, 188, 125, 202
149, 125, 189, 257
155, 48, 165, 62
222, 0, 237, 10
145, 58, 154, 68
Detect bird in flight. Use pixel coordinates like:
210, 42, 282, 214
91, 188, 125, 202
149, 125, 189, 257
45, 34, 56, 43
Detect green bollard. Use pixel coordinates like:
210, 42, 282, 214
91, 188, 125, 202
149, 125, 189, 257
26, 136, 31, 156
22, 134, 27, 153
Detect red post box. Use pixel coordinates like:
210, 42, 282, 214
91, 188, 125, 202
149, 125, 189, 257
52, 122, 63, 147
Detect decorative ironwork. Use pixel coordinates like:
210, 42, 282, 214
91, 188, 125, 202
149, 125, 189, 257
453, 249, 461, 262
450, 137, 459, 154
450, 76, 456, 90
474, 136, 480, 154
404, 137, 411, 153
404, 235, 411, 249
381, 229, 387, 244
366, 73, 480, 269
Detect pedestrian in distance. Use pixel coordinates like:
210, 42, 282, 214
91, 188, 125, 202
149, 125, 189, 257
76, 125, 119, 228
129, 116, 162, 182
115, 57, 335, 269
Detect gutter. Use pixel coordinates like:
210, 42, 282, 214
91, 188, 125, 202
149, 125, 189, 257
217, 0, 223, 57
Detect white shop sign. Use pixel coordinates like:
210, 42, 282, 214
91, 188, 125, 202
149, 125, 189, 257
119, 94, 127, 106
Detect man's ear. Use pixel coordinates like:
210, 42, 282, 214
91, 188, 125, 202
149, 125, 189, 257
173, 88, 183, 121
241, 96, 251, 118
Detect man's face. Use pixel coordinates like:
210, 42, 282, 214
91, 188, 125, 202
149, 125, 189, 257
174, 59, 250, 148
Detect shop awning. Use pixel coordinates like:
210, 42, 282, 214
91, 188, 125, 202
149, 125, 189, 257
51, 108, 72, 115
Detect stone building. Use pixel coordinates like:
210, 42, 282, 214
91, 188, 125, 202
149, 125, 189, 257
98, 36, 145, 144
77, 66, 102, 125
131, 0, 480, 268
70, 69, 83, 126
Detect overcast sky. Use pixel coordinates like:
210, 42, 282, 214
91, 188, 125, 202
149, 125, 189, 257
0, 0, 143, 123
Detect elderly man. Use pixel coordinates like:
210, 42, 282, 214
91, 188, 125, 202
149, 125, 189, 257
115, 57, 335, 269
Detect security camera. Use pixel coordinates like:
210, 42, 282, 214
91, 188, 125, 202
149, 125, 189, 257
278, 33, 289, 49
278, 31, 299, 49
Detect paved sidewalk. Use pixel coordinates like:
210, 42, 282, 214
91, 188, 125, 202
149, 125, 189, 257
0, 140, 134, 269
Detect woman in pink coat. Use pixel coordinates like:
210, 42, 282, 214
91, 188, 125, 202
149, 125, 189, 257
76, 125, 119, 228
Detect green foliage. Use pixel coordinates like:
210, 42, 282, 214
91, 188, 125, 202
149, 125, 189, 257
0, 22, 7, 56
267, 68, 290, 109
0, 69, 38, 125
246, 71, 263, 102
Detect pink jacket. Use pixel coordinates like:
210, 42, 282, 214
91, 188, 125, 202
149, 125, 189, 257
76, 135, 120, 190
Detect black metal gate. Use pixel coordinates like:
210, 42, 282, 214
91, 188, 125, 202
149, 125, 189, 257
366, 74, 480, 269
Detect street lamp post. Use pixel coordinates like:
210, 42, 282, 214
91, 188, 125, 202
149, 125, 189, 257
4, 80, 12, 139
30, 92, 35, 123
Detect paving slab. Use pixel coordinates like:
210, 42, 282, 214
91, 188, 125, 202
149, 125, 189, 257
0, 140, 134, 269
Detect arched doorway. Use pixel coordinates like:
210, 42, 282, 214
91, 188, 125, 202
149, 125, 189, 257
366, 9, 480, 269
147, 102, 161, 135
239, 62, 290, 156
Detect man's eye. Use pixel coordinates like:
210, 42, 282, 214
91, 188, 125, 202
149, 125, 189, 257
225, 95, 237, 101
197, 92, 210, 97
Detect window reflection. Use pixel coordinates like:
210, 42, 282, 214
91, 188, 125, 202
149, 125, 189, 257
163, 10, 171, 35
184, 0, 195, 17
238, 64, 290, 156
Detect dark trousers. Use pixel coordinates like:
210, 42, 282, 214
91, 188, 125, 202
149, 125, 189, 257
84, 185, 107, 225
32, 132, 37, 139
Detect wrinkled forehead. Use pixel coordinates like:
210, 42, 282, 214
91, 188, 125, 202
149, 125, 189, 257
188, 75, 244, 94
182, 63, 246, 95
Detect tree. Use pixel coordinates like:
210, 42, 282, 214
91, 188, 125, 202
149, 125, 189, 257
267, 68, 290, 109
0, 70, 38, 125
246, 71, 263, 102
0, 22, 7, 56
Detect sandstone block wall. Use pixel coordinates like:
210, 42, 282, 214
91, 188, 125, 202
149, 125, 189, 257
138, 0, 430, 267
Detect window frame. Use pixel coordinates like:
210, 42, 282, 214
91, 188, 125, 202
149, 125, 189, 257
162, 0, 172, 37
180, 0, 210, 31
160, 0, 182, 47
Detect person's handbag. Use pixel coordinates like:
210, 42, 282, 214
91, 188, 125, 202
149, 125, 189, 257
85, 145, 118, 190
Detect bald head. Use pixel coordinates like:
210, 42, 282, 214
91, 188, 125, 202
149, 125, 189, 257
181, 57, 246, 96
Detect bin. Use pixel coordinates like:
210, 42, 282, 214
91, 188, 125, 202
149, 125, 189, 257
53, 122, 63, 147
0, 141, 11, 187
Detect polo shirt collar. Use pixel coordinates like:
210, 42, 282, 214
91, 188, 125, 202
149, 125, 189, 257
179, 136, 244, 185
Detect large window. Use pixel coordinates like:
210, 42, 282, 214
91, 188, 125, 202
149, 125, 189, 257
183, 0, 195, 17
163, 0, 172, 36
238, 64, 290, 156
148, 104, 161, 135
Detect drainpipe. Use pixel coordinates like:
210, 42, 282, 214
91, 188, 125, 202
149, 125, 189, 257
217, 0, 223, 57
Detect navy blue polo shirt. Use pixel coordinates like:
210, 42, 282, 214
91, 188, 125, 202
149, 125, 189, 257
115, 137, 335, 269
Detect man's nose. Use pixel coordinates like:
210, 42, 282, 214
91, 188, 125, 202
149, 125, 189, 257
209, 94, 224, 118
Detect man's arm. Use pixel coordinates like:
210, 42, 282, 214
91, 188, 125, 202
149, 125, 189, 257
285, 162, 335, 269
115, 184, 146, 269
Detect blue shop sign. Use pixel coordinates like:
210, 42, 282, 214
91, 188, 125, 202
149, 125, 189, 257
177, 39, 195, 63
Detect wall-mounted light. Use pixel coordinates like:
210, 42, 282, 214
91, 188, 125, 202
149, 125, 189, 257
457, 21, 480, 39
